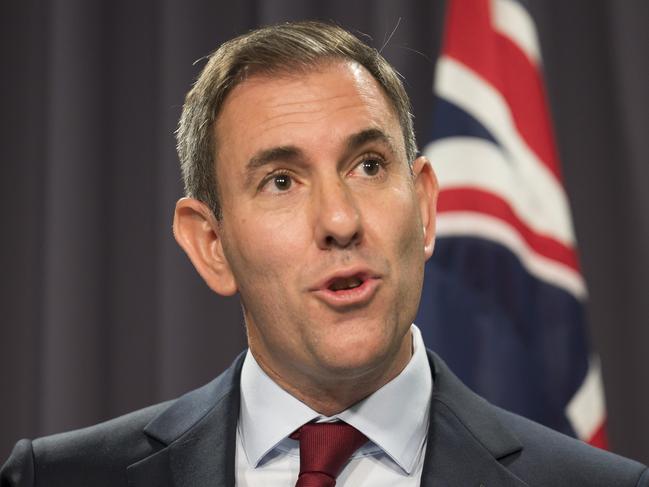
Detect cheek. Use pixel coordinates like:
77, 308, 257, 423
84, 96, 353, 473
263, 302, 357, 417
225, 209, 308, 286
379, 191, 426, 324
371, 185, 423, 249
367, 187, 426, 298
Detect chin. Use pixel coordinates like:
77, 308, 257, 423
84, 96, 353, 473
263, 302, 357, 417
312, 327, 408, 379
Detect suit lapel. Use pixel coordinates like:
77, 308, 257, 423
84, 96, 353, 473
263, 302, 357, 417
127, 448, 174, 487
127, 353, 244, 487
420, 351, 530, 487
167, 393, 238, 487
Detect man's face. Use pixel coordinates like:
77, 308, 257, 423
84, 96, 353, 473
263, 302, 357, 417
213, 60, 436, 390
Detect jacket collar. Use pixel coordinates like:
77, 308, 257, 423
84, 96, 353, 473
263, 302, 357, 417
127, 352, 244, 487
127, 349, 528, 486
421, 350, 529, 486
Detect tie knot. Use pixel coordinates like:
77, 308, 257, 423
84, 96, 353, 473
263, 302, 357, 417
291, 422, 368, 487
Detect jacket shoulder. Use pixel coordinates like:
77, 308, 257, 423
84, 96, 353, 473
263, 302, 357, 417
495, 407, 648, 486
2, 401, 170, 487
426, 349, 649, 486
1, 353, 246, 487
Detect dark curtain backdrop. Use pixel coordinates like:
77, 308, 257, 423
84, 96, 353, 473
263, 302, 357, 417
2, 0, 648, 464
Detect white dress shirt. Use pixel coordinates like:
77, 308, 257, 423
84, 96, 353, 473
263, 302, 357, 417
235, 324, 432, 486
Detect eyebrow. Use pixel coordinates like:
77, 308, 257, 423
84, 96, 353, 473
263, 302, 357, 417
245, 146, 304, 188
345, 128, 398, 156
247, 146, 304, 172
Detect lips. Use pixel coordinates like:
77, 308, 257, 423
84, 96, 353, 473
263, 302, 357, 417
312, 268, 381, 308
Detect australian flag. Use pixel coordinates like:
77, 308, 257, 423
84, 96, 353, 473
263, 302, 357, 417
417, 0, 607, 447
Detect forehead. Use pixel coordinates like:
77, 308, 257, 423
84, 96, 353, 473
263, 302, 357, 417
213, 60, 404, 167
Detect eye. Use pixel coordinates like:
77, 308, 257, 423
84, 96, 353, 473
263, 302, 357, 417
360, 159, 381, 176
350, 155, 387, 179
272, 174, 292, 191
260, 171, 294, 193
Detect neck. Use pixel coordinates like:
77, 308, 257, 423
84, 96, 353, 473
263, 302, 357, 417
251, 331, 413, 416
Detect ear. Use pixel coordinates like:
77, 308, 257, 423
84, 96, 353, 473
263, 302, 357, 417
412, 156, 439, 260
173, 197, 238, 296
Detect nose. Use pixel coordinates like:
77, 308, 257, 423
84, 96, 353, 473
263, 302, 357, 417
313, 176, 363, 250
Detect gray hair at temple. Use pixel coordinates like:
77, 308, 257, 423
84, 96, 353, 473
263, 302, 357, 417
176, 20, 417, 219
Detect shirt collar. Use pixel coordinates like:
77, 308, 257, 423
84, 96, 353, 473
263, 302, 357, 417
238, 324, 432, 474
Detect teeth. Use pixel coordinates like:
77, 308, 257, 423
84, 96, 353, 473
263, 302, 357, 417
330, 276, 363, 291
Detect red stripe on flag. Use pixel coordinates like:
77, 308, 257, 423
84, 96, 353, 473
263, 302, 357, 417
438, 187, 580, 271
442, 0, 563, 182
586, 420, 608, 449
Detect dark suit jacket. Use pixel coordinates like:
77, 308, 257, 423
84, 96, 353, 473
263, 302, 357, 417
2, 350, 648, 486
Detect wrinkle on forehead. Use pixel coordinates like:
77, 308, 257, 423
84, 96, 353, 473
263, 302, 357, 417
256, 100, 373, 136
261, 95, 365, 126
258, 68, 380, 119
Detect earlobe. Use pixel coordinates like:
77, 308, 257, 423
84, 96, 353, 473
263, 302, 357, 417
173, 197, 238, 296
412, 156, 439, 260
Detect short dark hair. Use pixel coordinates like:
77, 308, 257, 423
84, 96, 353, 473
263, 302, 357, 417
176, 20, 417, 219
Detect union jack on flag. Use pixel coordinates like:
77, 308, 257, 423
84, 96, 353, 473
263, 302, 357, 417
417, 0, 607, 447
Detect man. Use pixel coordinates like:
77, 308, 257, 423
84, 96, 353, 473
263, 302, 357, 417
2, 21, 648, 487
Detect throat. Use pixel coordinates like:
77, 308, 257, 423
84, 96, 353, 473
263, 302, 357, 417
248, 331, 414, 417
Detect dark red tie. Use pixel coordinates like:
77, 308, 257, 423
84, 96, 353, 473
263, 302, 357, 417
290, 421, 368, 487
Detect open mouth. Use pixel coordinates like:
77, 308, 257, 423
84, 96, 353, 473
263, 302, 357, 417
328, 275, 364, 292
311, 268, 380, 308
